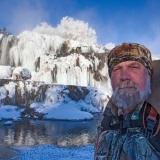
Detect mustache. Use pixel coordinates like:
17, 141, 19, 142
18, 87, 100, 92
117, 81, 138, 90
111, 81, 140, 109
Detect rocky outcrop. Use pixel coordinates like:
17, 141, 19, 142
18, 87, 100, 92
67, 85, 89, 101
0, 79, 93, 107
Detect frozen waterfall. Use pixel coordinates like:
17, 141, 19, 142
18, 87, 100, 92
0, 31, 111, 90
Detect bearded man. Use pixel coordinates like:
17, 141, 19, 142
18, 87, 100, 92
94, 43, 160, 160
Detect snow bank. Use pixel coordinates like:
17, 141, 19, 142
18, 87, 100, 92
30, 101, 93, 120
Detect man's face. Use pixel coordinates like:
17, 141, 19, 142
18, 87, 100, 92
111, 61, 148, 91
110, 60, 151, 109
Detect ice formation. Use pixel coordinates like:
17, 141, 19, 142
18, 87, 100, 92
0, 31, 111, 89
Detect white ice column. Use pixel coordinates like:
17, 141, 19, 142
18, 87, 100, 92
81, 65, 88, 86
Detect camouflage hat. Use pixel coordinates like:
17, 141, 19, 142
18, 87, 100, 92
108, 42, 153, 77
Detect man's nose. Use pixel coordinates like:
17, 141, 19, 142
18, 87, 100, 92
120, 68, 131, 81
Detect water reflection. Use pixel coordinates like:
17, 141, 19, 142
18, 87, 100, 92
0, 113, 102, 147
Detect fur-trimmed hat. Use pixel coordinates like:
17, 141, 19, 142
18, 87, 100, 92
108, 42, 153, 77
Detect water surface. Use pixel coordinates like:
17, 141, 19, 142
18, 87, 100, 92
0, 113, 102, 147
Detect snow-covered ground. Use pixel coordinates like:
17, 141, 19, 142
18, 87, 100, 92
0, 84, 111, 122
13, 145, 94, 160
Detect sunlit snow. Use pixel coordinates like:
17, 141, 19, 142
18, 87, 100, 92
30, 101, 93, 120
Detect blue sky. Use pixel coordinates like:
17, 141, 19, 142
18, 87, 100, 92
0, 0, 160, 54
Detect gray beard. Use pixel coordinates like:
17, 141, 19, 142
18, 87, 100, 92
111, 76, 151, 109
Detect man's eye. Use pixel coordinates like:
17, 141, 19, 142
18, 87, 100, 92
113, 68, 120, 71
130, 66, 139, 69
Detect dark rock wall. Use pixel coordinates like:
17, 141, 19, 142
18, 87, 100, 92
0, 79, 91, 108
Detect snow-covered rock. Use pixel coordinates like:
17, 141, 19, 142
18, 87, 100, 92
0, 82, 111, 120
12, 66, 31, 80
